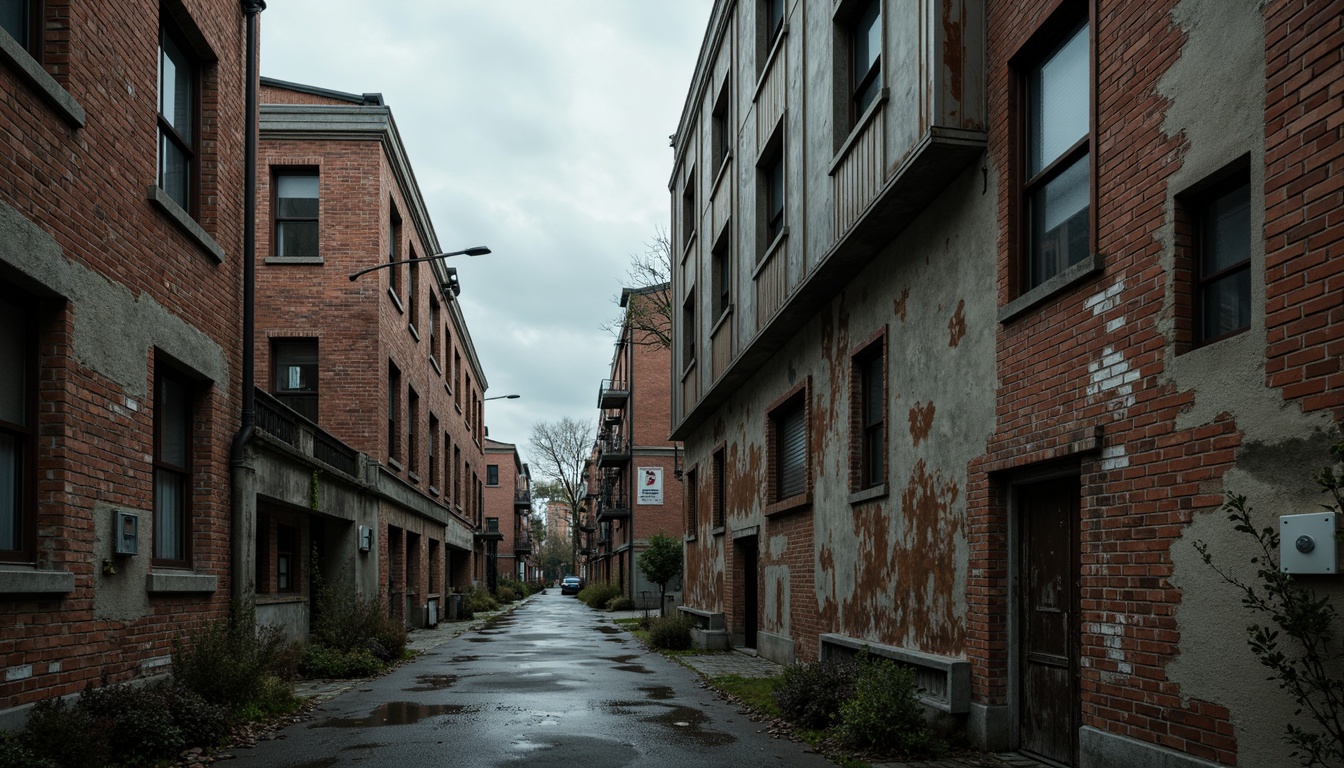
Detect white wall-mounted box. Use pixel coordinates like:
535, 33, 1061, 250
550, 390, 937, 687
113, 510, 139, 556
1280, 512, 1338, 574
358, 525, 374, 553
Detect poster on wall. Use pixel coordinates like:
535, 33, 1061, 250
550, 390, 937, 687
637, 467, 663, 505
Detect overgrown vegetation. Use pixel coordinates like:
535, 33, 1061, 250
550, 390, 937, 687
607, 596, 636, 611
577, 580, 622, 609
463, 585, 499, 616
646, 615, 693, 650
773, 656, 859, 729
302, 579, 407, 678
171, 600, 297, 718
712, 674, 780, 717
835, 654, 940, 757
1194, 433, 1344, 767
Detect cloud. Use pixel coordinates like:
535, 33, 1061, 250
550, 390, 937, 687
261, 0, 711, 452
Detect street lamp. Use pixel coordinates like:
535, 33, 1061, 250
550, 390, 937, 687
484, 394, 520, 401
347, 245, 491, 282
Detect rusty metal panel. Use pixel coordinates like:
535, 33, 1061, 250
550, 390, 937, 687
754, 240, 787, 331
920, 0, 985, 132
1019, 479, 1079, 766
832, 109, 886, 237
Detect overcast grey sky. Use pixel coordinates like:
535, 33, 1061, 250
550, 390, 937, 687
260, 1, 712, 458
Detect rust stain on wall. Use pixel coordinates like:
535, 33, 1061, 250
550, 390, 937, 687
893, 287, 910, 322
948, 299, 967, 347
908, 402, 936, 446
817, 300, 850, 476
941, 0, 964, 103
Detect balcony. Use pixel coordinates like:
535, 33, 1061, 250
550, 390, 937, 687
513, 532, 532, 555
596, 493, 631, 522
596, 435, 631, 467
254, 388, 360, 478
475, 517, 504, 542
598, 379, 629, 410
514, 488, 532, 510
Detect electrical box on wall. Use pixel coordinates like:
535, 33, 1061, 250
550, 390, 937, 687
1280, 512, 1339, 574
358, 525, 374, 553
113, 510, 139, 556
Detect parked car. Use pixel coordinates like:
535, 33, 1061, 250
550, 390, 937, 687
560, 576, 583, 595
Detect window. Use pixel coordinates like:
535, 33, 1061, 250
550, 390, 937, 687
767, 381, 809, 509
685, 467, 699, 533
711, 448, 725, 529
760, 131, 786, 254
453, 445, 462, 508
711, 82, 731, 172
158, 19, 198, 214
1, 0, 41, 58
409, 255, 420, 333
1195, 178, 1251, 343
764, 0, 785, 59
387, 361, 401, 463
682, 170, 697, 249
407, 387, 419, 476
465, 374, 473, 427
851, 336, 886, 491
712, 232, 731, 321
487, 464, 499, 486
429, 414, 439, 488
0, 296, 33, 562
273, 171, 319, 258
681, 290, 696, 370
1022, 21, 1090, 289
388, 204, 403, 299
276, 524, 297, 592
429, 293, 440, 365
272, 339, 317, 421
453, 350, 462, 407
849, 1, 881, 121
153, 366, 193, 565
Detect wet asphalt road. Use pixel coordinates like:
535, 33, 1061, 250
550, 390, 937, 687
226, 592, 835, 767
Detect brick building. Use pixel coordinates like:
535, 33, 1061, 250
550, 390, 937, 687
483, 437, 533, 589
1, 0, 256, 724
590, 286, 684, 610
670, 1, 1341, 767
244, 78, 489, 633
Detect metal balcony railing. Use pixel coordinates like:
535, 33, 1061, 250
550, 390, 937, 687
254, 388, 360, 478
596, 434, 631, 467
598, 379, 630, 410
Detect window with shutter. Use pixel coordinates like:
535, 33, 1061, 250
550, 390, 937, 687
766, 379, 810, 513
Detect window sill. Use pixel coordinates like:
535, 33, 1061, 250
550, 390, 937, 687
408, 471, 420, 485
264, 256, 324, 265
429, 485, 440, 496
710, 305, 733, 338
147, 186, 227, 264
0, 28, 85, 128
849, 483, 889, 506
711, 526, 725, 537
409, 324, 420, 342
752, 23, 789, 104
685, 533, 698, 543
430, 356, 442, 376
765, 491, 812, 518
680, 359, 698, 382
256, 594, 306, 605
710, 155, 733, 197
387, 287, 405, 313
146, 571, 218, 594
753, 228, 789, 278
0, 566, 75, 596
388, 458, 404, 472
998, 252, 1104, 323
681, 230, 698, 260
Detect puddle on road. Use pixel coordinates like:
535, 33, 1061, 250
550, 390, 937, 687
405, 674, 458, 692
314, 701, 474, 728
340, 743, 384, 752
287, 759, 338, 768
640, 685, 676, 700
642, 705, 736, 747
602, 655, 639, 664
466, 637, 495, 643
604, 637, 629, 644
593, 625, 621, 634
450, 655, 479, 663
613, 664, 654, 674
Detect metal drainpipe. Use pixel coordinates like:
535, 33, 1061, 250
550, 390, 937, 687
231, 0, 265, 598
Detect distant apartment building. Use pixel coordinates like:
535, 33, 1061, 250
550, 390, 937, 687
247, 78, 489, 633
590, 286, 684, 609
671, 1, 1341, 767
0, 0, 256, 725
483, 437, 533, 588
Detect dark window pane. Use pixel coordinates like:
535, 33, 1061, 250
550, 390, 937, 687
0, 433, 19, 551
1029, 153, 1089, 285
1202, 269, 1251, 339
277, 221, 318, 258
157, 376, 189, 468
1202, 184, 1250, 275
864, 427, 883, 488
852, 1, 881, 116
777, 403, 805, 499
1028, 24, 1088, 176
768, 0, 784, 42
154, 467, 186, 560
0, 300, 26, 427
159, 135, 190, 210
1, 1, 28, 48
159, 34, 193, 144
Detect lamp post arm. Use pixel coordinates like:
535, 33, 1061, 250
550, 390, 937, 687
347, 247, 490, 281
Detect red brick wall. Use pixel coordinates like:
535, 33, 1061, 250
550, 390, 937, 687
0, 0, 248, 709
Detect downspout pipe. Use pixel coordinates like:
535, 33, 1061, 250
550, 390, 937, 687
231, 0, 265, 599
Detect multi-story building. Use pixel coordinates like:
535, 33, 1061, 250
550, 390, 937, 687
670, 1, 1341, 767
483, 437, 533, 589
1, 0, 257, 724
246, 77, 489, 632
591, 286, 684, 609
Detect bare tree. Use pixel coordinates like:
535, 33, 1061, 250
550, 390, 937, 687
601, 231, 672, 349
529, 418, 593, 574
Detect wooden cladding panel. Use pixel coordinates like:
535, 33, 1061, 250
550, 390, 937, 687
755, 50, 785, 148
681, 368, 700, 415
711, 167, 732, 241
754, 244, 787, 331
833, 111, 885, 237
710, 319, 732, 381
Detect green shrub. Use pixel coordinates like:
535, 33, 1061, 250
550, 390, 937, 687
302, 644, 386, 678
495, 586, 518, 604
310, 582, 407, 663
647, 615, 693, 650
607, 596, 636, 611
16, 680, 229, 768
0, 731, 52, 768
578, 581, 622, 609
835, 655, 942, 757
172, 600, 292, 718
773, 657, 859, 729
498, 576, 532, 598
464, 586, 499, 614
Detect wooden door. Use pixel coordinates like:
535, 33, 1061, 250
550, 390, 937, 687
1019, 479, 1079, 765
